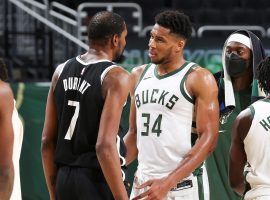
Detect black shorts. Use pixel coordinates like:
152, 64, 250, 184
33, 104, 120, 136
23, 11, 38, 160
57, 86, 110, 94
56, 166, 114, 200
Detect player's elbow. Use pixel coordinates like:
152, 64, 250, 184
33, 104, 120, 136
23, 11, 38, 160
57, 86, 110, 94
229, 180, 245, 196
229, 170, 245, 196
96, 139, 114, 160
41, 134, 55, 155
199, 129, 218, 155
208, 134, 218, 154
0, 164, 14, 197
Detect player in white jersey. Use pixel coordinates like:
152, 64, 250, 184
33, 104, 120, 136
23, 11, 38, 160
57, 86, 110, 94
0, 59, 14, 200
229, 57, 270, 200
10, 100, 24, 200
124, 10, 219, 200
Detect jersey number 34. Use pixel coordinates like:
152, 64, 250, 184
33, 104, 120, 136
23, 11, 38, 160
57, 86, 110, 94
141, 113, 162, 137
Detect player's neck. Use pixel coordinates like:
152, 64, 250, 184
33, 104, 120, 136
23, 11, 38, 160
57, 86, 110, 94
232, 73, 252, 91
80, 47, 113, 62
157, 58, 186, 75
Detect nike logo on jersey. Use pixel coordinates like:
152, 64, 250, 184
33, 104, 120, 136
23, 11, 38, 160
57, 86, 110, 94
143, 76, 152, 80
81, 67, 86, 75
63, 77, 91, 94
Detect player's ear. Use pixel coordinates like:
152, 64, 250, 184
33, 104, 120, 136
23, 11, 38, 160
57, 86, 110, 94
112, 34, 120, 47
175, 40, 185, 53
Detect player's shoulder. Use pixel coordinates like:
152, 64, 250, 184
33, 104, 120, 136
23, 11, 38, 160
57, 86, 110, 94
190, 65, 213, 76
131, 64, 149, 79
104, 64, 130, 79
0, 81, 14, 108
235, 107, 253, 129
51, 58, 73, 90
188, 65, 216, 84
0, 81, 13, 98
102, 65, 130, 87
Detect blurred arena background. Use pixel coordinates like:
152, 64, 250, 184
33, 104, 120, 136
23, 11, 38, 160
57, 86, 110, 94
1, 0, 270, 199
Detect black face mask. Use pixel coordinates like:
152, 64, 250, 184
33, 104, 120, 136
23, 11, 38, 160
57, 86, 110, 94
225, 53, 250, 77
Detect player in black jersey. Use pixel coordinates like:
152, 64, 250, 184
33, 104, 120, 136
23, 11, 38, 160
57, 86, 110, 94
41, 11, 130, 200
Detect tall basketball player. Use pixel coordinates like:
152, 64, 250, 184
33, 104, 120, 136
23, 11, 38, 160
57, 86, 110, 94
229, 57, 270, 200
0, 59, 14, 200
124, 10, 219, 200
41, 11, 130, 200
1, 59, 24, 200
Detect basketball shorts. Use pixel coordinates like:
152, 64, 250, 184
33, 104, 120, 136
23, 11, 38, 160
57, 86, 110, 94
248, 196, 270, 200
130, 165, 209, 200
56, 166, 114, 200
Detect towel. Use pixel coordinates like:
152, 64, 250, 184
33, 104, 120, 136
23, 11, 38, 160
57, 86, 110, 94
217, 30, 266, 117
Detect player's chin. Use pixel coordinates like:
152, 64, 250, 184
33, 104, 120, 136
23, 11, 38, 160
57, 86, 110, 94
149, 57, 160, 64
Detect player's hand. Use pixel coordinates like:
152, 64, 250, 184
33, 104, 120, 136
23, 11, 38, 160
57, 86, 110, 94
132, 178, 171, 200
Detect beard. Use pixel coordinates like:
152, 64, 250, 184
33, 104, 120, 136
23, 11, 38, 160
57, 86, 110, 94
113, 54, 126, 63
112, 48, 126, 63
150, 56, 165, 65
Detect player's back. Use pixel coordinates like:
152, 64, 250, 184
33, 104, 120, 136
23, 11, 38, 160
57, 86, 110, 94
54, 56, 119, 168
244, 99, 270, 199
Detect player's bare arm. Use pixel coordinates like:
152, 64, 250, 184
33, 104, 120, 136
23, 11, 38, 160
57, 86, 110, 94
167, 67, 219, 183
229, 109, 252, 196
41, 65, 62, 200
134, 67, 219, 200
124, 64, 146, 165
0, 82, 14, 200
96, 66, 131, 200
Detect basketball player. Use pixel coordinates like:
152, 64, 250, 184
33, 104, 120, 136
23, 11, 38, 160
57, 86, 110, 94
229, 56, 270, 200
1, 60, 24, 200
41, 11, 130, 200
206, 30, 265, 200
124, 10, 219, 200
0, 60, 14, 200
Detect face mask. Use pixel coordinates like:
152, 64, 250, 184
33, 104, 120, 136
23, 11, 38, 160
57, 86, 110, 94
225, 53, 250, 77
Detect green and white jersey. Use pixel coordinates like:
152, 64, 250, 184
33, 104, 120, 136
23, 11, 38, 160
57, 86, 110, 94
244, 99, 270, 200
134, 62, 197, 178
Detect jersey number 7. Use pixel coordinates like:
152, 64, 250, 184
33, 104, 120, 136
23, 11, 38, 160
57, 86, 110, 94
64, 100, 80, 140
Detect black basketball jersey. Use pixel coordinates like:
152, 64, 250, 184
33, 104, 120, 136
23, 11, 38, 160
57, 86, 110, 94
54, 56, 127, 172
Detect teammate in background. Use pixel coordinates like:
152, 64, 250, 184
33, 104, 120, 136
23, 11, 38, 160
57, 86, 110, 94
229, 57, 270, 200
41, 11, 130, 200
206, 30, 265, 200
0, 59, 14, 200
124, 10, 219, 200
0, 60, 24, 200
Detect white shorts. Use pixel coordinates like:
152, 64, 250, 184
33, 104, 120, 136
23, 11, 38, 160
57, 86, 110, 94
249, 197, 270, 200
130, 165, 209, 200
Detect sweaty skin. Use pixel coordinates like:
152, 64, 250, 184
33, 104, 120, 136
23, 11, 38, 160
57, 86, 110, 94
0, 81, 14, 200
125, 24, 219, 200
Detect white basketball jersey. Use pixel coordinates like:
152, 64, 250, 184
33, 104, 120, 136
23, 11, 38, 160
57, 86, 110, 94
134, 62, 197, 178
10, 100, 23, 200
244, 99, 270, 200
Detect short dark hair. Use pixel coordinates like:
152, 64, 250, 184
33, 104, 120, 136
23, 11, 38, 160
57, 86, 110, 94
87, 11, 125, 45
257, 56, 270, 94
0, 59, 8, 81
155, 10, 192, 40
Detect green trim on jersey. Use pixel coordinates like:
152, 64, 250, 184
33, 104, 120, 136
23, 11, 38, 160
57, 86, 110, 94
249, 105, 255, 118
154, 62, 190, 79
134, 63, 152, 91
197, 173, 205, 200
179, 64, 198, 104
261, 98, 270, 103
